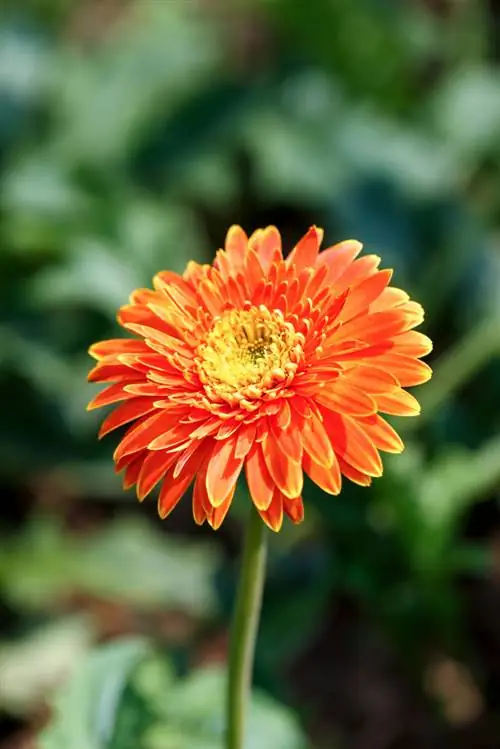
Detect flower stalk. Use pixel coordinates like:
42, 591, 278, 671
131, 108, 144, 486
226, 506, 267, 749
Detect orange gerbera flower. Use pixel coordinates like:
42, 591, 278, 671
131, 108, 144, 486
87, 226, 432, 531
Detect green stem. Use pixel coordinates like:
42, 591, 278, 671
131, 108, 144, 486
226, 506, 267, 749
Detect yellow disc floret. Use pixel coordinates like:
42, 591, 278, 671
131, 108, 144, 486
196, 306, 304, 406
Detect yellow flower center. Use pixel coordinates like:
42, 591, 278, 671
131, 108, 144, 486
197, 306, 304, 407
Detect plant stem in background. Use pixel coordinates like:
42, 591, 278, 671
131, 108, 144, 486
226, 506, 267, 749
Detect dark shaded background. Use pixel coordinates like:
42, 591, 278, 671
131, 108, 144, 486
2, 1, 500, 748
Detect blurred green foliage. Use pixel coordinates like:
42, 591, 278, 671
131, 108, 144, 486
2, 0, 500, 747
39, 640, 307, 749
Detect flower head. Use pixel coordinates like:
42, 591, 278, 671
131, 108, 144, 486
88, 226, 432, 531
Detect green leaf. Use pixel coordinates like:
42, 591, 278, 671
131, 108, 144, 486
155, 665, 308, 749
29, 237, 140, 317
0, 616, 94, 715
0, 516, 221, 617
242, 108, 340, 204
2, 154, 89, 223
79, 517, 221, 616
118, 200, 209, 275
337, 110, 461, 198
40, 638, 150, 749
41, 646, 308, 749
53, 1, 221, 167
417, 436, 500, 533
0, 28, 53, 102
431, 66, 500, 158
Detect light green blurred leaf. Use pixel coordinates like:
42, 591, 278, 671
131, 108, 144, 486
30, 237, 139, 316
42, 643, 308, 749
0, 516, 221, 617
40, 638, 150, 749
0, 29, 53, 100
431, 67, 500, 158
0, 326, 92, 439
0, 517, 79, 609
53, 1, 221, 166
173, 151, 239, 212
337, 109, 463, 197
242, 108, 340, 203
80, 517, 220, 616
28, 200, 207, 315
3, 155, 89, 221
0, 616, 94, 715
417, 435, 500, 534
144, 665, 308, 749
385, 434, 500, 580
118, 200, 209, 275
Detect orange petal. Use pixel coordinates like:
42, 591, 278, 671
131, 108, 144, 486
375, 389, 421, 416
183, 260, 209, 286
334, 309, 417, 345
123, 383, 170, 397
117, 302, 178, 332
192, 467, 209, 525
269, 419, 303, 463
250, 226, 282, 271
153, 271, 200, 311
148, 420, 198, 451
316, 240, 363, 285
235, 423, 257, 459
190, 418, 222, 440
287, 226, 324, 272
225, 225, 248, 271
391, 330, 433, 357
113, 412, 178, 462
315, 382, 376, 417
341, 365, 399, 394
88, 339, 149, 361
123, 324, 192, 357
301, 411, 334, 468
339, 269, 393, 323
328, 341, 393, 362
88, 362, 138, 384
197, 278, 226, 317
205, 436, 244, 507
262, 436, 303, 498
369, 286, 409, 312
173, 439, 205, 479
123, 454, 144, 490
98, 398, 157, 438
332, 255, 381, 296
245, 442, 275, 510
322, 411, 383, 477
338, 457, 372, 486
284, 496, 304, 524
244, 247, 265, 295
115, 449, 145, 474
358, 414, 404, 454
157, 467, 194, 519
258, 489, 284, 531
87, 382, 137, 410
205, 485, 235, 529
275, 400, 292, 430
369, 354, 432, 386
129, 288, 163, 306
215, 421, 241, 440
136, 451, 177, 500
303, 453, 341, 495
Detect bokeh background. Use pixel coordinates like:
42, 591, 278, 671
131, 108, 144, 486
2, 0, 500, 747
